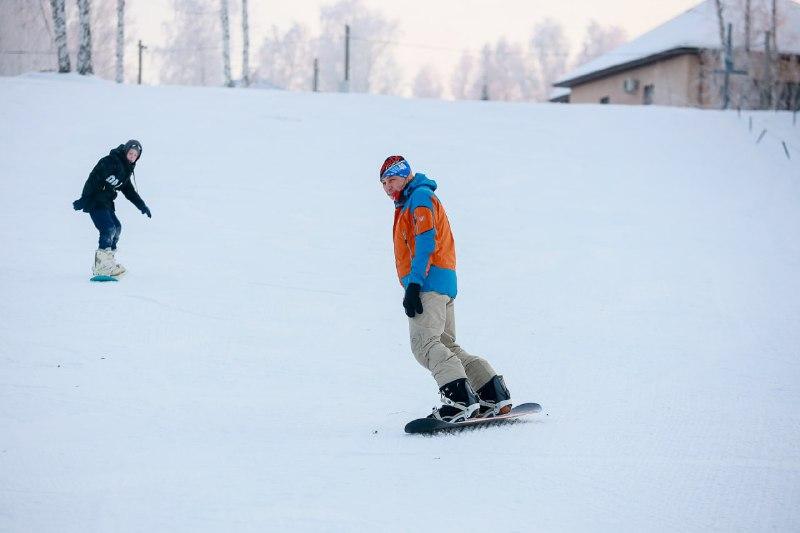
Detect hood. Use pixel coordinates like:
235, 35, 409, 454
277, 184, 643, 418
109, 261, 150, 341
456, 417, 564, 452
396, 173, 437, 208
111, 144, 138, 168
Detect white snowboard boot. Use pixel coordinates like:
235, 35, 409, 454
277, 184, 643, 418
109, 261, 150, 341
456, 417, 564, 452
109, 249, 126, 276
93, 249, 125, 277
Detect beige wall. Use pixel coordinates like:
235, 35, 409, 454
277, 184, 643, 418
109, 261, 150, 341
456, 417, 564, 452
566, 50, 800, 109
569, 53, 703, 107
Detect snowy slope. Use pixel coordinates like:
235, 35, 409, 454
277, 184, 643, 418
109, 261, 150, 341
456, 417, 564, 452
1, 73, 799, 532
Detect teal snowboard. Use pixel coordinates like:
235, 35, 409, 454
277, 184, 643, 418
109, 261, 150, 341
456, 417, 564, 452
90, 275, 119, 282
404, 402, 541, 434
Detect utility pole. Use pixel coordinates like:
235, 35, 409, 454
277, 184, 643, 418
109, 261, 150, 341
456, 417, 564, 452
714, 24, 747, 109
343, 24, 350, 92
313, 58, 319, 92
137, 39, 147, 85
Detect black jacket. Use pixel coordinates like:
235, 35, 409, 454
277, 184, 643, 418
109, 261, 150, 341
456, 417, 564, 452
74, 145, 146, 213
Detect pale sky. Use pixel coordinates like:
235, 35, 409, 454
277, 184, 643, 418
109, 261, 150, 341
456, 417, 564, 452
128, 0, 702, 87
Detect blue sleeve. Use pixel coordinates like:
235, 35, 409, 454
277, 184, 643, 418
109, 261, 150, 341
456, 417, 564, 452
408, 189, 436, 286
409, 229, 435, 286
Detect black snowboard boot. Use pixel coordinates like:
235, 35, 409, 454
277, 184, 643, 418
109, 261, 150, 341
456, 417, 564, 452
428, 378, 480, 423
476, 375, 512, 417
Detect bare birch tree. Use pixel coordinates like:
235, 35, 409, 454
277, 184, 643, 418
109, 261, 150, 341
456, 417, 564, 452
575, 20, 627, 66
450, 51, 481, 100
412, 64, 443, 99
530, 18, 569, 101
745, 0, 752, 51
315, 0, 401, 94
161, 0, 222, 87
76, 0, 93, 75
220, 0, 233, 87
255, 23, 314, 90
50, 0, 71, 72
241, 0, 250, 87
116, 0, 125, 83
714, 0, 727, 47
0, 1, 54, 75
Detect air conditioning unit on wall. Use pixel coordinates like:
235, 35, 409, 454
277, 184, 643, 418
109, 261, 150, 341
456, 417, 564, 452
623, 78, 640, 93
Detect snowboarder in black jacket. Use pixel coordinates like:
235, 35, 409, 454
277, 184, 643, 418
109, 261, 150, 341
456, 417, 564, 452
72, 139, 151, 277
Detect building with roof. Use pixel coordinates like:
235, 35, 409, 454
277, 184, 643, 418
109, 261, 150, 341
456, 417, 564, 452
554, 0, 800, 109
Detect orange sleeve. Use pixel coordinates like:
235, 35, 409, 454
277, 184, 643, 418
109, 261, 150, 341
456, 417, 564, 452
412, 206, 434, 235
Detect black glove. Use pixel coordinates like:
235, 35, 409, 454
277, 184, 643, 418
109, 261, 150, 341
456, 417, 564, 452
72, 198, 85, 211
140, 204, 151, 218
403, 283, 423, 318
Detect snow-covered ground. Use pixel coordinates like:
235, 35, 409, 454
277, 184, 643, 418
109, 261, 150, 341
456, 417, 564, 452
1, 73, 799, 532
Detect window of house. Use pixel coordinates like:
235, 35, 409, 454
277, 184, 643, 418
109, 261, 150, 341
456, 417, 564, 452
643, 84, 655, 105
778, 82, 800, 111
600, 96, 610, 104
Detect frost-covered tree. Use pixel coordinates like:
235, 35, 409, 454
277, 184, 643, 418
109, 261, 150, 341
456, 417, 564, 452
69, 0, 124, 80
76, 0, 93, 74
704, 0, 796, 109
1, 0, 128, 79
161, 0, 222, 86
478, 44, 491, 100
220, 0, 233, 87
255, 23, 315, 90
51, 0, 71, 72
315, 0, 401, 94
574, 20, 627, 66
530, 18, 569, 100
0, 1, 56, 74
450, 51, 481, 100
412, 64, 443, 99
470, 38, 533, 101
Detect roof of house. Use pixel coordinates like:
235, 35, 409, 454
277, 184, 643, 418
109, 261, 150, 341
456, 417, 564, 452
548, 87, 571, 102
555, 0, 800, 88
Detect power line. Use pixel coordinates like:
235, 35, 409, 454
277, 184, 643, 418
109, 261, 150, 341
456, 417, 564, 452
0, 50, 55, 55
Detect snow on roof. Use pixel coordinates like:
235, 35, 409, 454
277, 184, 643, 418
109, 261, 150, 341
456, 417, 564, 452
556, 0, 800, 87
549, 87, 571, 100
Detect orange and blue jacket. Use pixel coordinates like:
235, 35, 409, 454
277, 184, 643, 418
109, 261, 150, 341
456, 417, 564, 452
393, 173, 457, 298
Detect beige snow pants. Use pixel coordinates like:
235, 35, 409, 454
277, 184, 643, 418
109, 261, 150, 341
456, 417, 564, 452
408, 291, 497, 390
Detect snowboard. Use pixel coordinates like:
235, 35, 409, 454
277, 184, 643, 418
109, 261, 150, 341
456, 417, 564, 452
90, 275, 119, 282
404, 402, 541, 434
